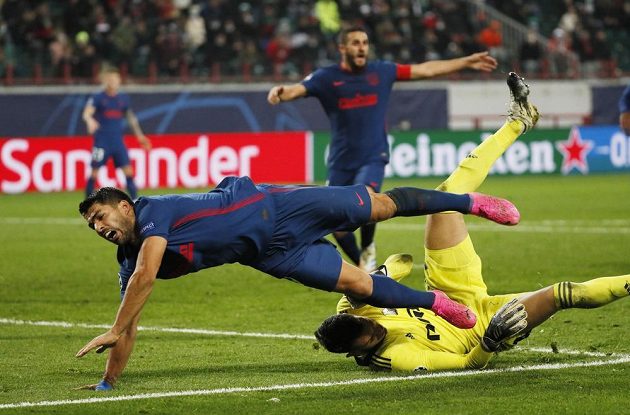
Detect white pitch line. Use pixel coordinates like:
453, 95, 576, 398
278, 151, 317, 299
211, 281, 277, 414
0, 217, 84, 225
3, 217, 630, 234
2, 318, 627, 359
0, 318, 313, 340
378, 222, 630, 235
1, 356, 629, 410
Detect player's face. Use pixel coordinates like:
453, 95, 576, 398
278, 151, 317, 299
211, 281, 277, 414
83, 201, 137, 246
102, 72, 121, 93
348, 316, 387, 355
340, 31, 369, 71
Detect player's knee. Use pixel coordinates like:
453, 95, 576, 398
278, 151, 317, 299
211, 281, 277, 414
369, 192, 396, 222
336, 272, 372, 298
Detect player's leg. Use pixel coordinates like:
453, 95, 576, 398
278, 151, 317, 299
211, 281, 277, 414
87, 146, 106, 197
114, 147, 137, 199
354, 162, 386, 272
422, 72, 540, 316
369, 188, 519, 226
328, 252, 476, 329
516, 274, 630, 330
328, 169, 362, 266
436, 72, 539, 196
335, 261, 476, 329
425, 71, 539, 250
254, 237, 475, 329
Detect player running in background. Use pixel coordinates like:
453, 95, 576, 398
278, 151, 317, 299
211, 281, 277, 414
83, 66, 151, 199
267, 27, 498, 272
315, 73, 629, 371
74, 175, 520, 390
619, 83, 630, 135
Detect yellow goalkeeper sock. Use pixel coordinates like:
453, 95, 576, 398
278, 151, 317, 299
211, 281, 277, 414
554, 275, 630, 309
437, 120, 523, 194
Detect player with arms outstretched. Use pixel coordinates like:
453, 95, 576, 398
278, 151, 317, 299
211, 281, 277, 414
268, 27, 497, 271
83, 67, 151, 199
315, 73, 630, 371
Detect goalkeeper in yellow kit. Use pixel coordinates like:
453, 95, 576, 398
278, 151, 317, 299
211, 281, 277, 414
315, 72, 630, 372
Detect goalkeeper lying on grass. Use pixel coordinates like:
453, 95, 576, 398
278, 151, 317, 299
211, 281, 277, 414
315, 73, 630, 371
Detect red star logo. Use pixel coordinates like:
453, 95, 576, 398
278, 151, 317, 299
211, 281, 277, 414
556, 127, 593, 174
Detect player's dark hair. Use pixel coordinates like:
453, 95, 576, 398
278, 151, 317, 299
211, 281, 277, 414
315, 313, 364, 353
79, 187, 133, 215
337, 26, 368, 45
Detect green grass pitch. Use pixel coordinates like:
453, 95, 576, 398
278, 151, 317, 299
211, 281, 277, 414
1, 174, 629, 414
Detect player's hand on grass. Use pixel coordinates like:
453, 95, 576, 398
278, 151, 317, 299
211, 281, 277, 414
74, 379, 113, 391
465, 51, 498, 72
267, 86, 284, 105
481, 298, 528, 352
76, 330, 121, 357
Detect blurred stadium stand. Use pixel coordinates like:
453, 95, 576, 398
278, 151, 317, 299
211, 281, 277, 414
0, 0, 628, 85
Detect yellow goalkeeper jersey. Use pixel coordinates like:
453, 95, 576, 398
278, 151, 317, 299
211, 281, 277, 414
338, 300, 493, 372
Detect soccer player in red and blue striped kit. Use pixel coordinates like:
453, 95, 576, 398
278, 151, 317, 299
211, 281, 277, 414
74, 175, 518, 390
268, 27, 497, 272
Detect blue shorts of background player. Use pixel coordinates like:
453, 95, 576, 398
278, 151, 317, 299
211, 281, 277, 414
327, 161, 387, 272
90, 144, 131, 170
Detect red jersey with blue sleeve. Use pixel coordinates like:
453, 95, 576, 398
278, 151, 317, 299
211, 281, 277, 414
88, 91, 130, 148
302, 61, 412, 170
116, 176, 275, 298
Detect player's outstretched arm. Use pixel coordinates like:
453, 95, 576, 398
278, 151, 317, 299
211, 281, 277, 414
76, 236, 166, 358
74, 312, 141, 391
126, 109, 151, 150
408, 51, 497, 80
267, 84, 307, 105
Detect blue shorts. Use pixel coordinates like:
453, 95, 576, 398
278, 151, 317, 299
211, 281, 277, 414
250, 184, 372, 291
327, 161, 386, 192
91, 145, 131, 169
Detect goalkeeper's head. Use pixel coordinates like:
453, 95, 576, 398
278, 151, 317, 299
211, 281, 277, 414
315, 313, 386, 355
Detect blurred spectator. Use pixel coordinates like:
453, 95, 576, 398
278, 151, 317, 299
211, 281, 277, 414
154, 22, 184, 76
0, 0, 627, 83
111, 16, 136, 65
558, 4, 580, 35
315, 0, 340, 35
547, 28, 575, 78
72, 31, 96, 78
477, 19, 508, 70
519, 30, 542, 77
48, 27, 71, 77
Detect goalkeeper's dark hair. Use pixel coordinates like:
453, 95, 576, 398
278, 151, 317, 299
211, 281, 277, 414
79, 187, 133, 215
315, 313, 364, 353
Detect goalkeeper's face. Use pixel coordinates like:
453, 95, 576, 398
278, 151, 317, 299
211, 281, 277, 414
348, 316, 387, 355
83, 201, 137, 246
